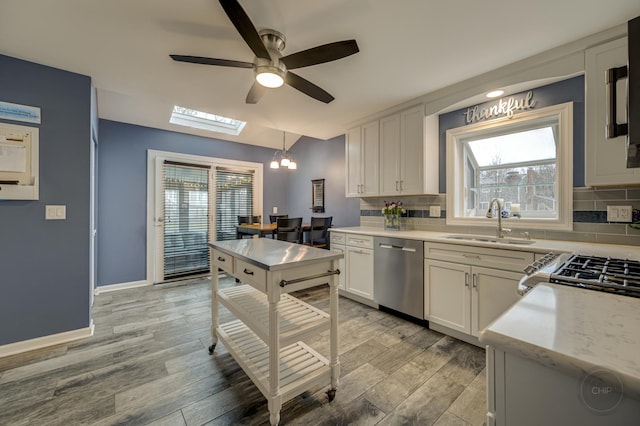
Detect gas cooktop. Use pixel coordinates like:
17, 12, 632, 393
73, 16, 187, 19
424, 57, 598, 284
519, 253, 640, 298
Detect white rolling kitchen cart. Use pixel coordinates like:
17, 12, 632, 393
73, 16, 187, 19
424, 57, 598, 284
208, 238, 342, 425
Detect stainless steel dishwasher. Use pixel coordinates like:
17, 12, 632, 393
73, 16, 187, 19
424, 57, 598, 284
373, 236, 424, 319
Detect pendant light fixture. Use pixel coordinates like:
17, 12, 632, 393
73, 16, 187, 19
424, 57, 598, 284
270, 131, 297, 170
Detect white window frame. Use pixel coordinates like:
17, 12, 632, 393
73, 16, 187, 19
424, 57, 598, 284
446, 102, 573, 231
146, 150, 263, 284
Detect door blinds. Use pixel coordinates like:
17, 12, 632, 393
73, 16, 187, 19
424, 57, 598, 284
163, 161, 211, 280
215, 167, 254, 241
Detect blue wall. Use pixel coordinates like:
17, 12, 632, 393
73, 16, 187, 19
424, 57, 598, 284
286, 134, 360, 228
98, 120, 291, 286
0, 55, 92, 346
438, 76, 585, 193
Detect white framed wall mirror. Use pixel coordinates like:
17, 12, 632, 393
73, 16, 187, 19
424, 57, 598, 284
446, 102, 573, 231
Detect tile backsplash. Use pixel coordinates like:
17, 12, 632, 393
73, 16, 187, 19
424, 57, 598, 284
359, 187, 640, 246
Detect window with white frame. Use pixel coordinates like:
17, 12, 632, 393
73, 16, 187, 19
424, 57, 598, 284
446, 102, 573, 231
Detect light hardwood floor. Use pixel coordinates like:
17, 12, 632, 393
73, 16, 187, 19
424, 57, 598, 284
0, 276, 487, 425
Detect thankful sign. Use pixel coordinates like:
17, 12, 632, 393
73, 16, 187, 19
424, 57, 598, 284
463, 91, 535, 124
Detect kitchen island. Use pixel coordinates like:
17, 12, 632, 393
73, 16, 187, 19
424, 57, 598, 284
479, 283, 640, 425
208, 238, 343, 426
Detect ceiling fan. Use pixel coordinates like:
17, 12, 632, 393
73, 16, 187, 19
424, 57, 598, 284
170, 0, 359, 104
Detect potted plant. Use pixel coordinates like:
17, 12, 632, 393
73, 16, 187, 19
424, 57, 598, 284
382, 201, 405, 230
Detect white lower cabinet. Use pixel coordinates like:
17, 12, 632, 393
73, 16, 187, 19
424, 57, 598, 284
424, 242, 533, 339
345, 246, 374, 300
332, 232, 375, 304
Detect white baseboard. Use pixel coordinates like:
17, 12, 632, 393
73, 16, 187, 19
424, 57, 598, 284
0, 320, 95, 358
94, 279, 150, 295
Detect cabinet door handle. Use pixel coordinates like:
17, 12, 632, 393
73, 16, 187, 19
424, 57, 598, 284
243, 268, 254, 276
464, 272, 470, 287
605, 66, 628, 139
400, 180, 404, 191
396, 180, 399, 191
217, 256, 225, 262
472, 273, 478, 289
463, 254, 481, 260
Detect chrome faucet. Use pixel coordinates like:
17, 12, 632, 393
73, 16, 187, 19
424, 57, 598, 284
486, 198, 511, 238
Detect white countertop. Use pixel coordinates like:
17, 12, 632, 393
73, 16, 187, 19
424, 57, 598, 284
333, 226, 640, 399
209, 238, 342, 271
330, 226, 640, 260
479, 283, 640, 400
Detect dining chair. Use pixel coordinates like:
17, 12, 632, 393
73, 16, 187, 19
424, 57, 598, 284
237, 215, 261, 225
269, 214, 288, 223
306, 216, 333, 249
268, 214, 288, 238
237, 215, 261, 239
276, 217, 303, 243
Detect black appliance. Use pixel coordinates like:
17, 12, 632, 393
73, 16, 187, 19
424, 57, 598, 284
518, 252, 640, 298
607, 16, 640, 167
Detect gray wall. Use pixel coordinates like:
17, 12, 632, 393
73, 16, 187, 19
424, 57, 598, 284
0, 54, 92, 346
285, 134, 360, 228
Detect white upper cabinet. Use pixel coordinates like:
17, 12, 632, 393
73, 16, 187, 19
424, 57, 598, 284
379, 113, 402, 195
380, 105, 438, 195
585, 37, 640, 186
346, 120, 379, 197
401, 105, 435, 194
350, 104, 438, 197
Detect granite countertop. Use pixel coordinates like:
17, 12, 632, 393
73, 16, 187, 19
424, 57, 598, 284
330, 226, 640, 260
478, 283, 640, 400
209, 238, 342, 271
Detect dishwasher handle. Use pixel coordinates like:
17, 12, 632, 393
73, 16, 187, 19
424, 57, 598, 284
378, 243, 416, 253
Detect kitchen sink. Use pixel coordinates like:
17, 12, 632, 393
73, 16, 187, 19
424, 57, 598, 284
444, 234, 536, 245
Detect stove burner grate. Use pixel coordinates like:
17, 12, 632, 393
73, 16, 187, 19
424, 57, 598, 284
549, 254, 640, 298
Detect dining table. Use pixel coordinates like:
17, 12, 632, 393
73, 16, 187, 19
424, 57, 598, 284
236, 223, 311, 242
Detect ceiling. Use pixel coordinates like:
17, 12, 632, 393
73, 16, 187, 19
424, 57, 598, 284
1, 1, 640, 150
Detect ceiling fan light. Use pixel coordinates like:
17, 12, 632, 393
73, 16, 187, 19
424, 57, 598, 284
270, 160, 280, 169
280, 156, 290, 167
256, 66, 284, 88
288, 159, 297, 170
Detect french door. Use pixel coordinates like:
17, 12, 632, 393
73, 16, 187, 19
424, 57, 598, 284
148, 150, 263, 285
161, 161, 211, 281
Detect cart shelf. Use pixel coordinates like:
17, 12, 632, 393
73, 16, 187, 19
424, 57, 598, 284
218, 284, 330, 347
218, 320, 331, 402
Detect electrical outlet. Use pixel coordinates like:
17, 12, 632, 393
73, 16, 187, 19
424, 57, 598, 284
429, 205, 441, 217
607, 205, 632, 222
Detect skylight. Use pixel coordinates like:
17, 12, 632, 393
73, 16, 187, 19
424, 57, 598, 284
170, 106, 246, 136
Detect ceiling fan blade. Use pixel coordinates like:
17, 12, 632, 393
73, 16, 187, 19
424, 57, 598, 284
246, 81, 266, 104
170, 55, 253, 68
219, 0, 271, 61
280, 40, 359, 70
285, 72, 334, 104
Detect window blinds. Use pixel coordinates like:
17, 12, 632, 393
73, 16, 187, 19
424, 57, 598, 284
163, 161, 210, 280
215, 167, 254, 241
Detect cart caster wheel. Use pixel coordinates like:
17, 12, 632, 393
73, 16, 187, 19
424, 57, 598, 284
326, 388, 336, 402
208, 344, 216, 354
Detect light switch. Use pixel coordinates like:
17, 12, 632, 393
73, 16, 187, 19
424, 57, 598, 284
46, 205, 66, 220
272, 206, 278, 214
